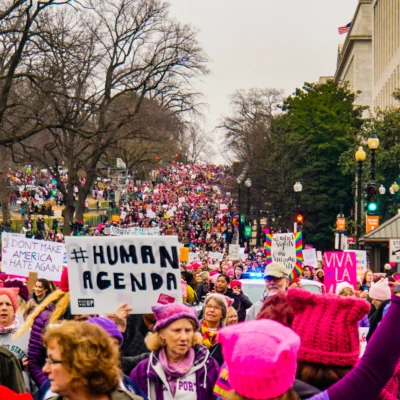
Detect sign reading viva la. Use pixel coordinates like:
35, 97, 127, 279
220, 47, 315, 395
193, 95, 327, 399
323, 251, 357, 294
65, 236, 182, 314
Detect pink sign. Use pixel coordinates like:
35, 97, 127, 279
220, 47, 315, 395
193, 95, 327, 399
323, 251, 357, 294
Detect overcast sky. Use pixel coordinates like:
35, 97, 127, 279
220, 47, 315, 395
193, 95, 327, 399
167, 0, 359, 161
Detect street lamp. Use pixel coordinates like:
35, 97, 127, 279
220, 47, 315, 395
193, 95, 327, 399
393, 182, 399, 193
379, 184, 386, 195
355, 146, 366, 248
245, 178, 252, 249
237, 177, 244, 246
367, 133, 379, 182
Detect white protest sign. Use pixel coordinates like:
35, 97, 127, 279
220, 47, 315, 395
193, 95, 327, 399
302, 248, 318, 268
269, 233, 297, 275
65, 236, 182, 314
1, 233, 65, 281
317, 251, 323, 261
105, 226, 160, 236
228, 244, 240, 260
120, 211, 127, 220
147, 210, 156, 218
219, 204, 228, 210
188, 252, 199, 263
359, 327, 369, 357
208, 252, 224, 261
390, 239, 400, 263
345, 250, 367, 280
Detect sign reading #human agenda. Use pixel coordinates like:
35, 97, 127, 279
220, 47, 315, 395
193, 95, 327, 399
65, 236, 182, 314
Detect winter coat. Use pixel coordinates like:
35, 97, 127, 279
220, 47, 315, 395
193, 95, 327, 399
0, 346, 26, 393
195, 282, 210, 302
223, 288, 253, 322
122, 315, 152, 358
28, 303, 55, 387
130, 345, 219, 400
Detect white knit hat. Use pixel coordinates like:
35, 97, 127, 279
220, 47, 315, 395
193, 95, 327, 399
335, 281, 354, 296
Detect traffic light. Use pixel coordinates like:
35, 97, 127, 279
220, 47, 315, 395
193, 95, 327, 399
295, 213, 304, 226
366, 184, 378, 215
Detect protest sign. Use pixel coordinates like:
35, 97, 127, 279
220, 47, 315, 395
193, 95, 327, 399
66, 236, 182, 314
179, 247, 189, 262
208, 252, 224, 261
1, 233, 65, 281
120, 211, 127, 220
104, 226, 160, 236
323, 251, 357, 294
188, 252, 199, 263
359, 327, 369, 357
111, 215, 120, 223
345, 250, 367, 281
219, 204, 228, 211
302, 248, 318, 268
265, 233, 303, 276
317, 251, 323, 261
228, 244, 240, 260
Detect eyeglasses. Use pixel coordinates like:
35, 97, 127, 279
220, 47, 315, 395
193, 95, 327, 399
205, 305, 222, 311
264, 275, 285, 282
45, 358, 63, 367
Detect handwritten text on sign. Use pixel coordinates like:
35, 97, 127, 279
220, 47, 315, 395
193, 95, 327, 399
270, 233, 297, 275
1, 233, 65, 281
65, 236, 182, 314
324, 251, 357, 294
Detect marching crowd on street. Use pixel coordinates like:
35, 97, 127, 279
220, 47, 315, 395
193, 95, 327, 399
0, 164, 399, 400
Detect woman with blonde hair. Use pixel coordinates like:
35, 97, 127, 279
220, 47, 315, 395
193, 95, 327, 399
130, 303, 219, 399
14, 269, 71, 387
224, 307, 238, 326
42, 320, 142, 400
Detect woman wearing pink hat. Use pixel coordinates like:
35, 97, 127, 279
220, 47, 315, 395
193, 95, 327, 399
215, 290, 400, 400
130, 303, 219, 399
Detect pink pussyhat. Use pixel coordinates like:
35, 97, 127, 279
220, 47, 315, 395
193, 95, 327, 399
218, 319, 300, 399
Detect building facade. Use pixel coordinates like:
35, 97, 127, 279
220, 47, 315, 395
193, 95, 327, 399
373, 0, 400, 110
334, 0, 400, 113
334, 0, 373, 113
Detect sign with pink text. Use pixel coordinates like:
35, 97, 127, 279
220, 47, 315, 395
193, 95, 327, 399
323, 251, 357, 294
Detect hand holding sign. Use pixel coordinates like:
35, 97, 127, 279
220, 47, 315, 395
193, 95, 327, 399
108, 303, 133, 333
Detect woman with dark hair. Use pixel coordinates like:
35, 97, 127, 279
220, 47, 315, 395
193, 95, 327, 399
301, 266, 316, 281
31, 279, 54, 306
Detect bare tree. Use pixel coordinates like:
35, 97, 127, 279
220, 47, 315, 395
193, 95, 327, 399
10, 0, 208, 232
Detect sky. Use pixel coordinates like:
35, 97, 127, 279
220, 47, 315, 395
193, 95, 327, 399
167, 0, 359, 162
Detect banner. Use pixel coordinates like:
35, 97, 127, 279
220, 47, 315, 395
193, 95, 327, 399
1, 233, 65, 281
104, 226, 160, 236
302, 248, 318, 268
66, 236, 182, 314
345, 250, 367, 281
265, 232, 303, 277
323, 251, 357, 294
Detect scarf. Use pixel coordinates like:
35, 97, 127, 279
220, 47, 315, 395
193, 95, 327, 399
201, 320, 220, 349
158, 347, 195, 396
0, 315, 19, 335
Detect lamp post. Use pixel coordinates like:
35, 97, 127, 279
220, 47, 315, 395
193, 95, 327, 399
367, 133, 380, 183
355, 146, 366, 248
237, 177, 244, 246
245, 178, 252, 249
390, 182, 399, 210
293, 181, 303, 232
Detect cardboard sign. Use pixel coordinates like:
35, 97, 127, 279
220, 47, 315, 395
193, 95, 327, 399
228, 244, 240, 260
323, 252, 357, 294
65, 236, 182, 314
389, 239, 400, 263
302, 248, 318, 268
179, 247, 189, 262
27, 272, 38, 292
345, 250, 367, 280
1, 233, 65, 281
111, 215, 120, 223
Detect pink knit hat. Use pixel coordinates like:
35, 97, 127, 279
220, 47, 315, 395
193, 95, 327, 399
369, 278, 391, 301
286, 288, 370, 367
152, 303, 199, 332
0, 287, 19, 312
218, 320, 300, 399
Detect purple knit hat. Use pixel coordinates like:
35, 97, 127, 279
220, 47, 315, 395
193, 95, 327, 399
87, 317, 124, 344
152, 303, 200, 332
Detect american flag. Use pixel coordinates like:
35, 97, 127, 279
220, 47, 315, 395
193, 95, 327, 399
338, 22, 351, 35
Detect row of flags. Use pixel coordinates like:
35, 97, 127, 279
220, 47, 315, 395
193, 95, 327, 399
338, 22, 351, 35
